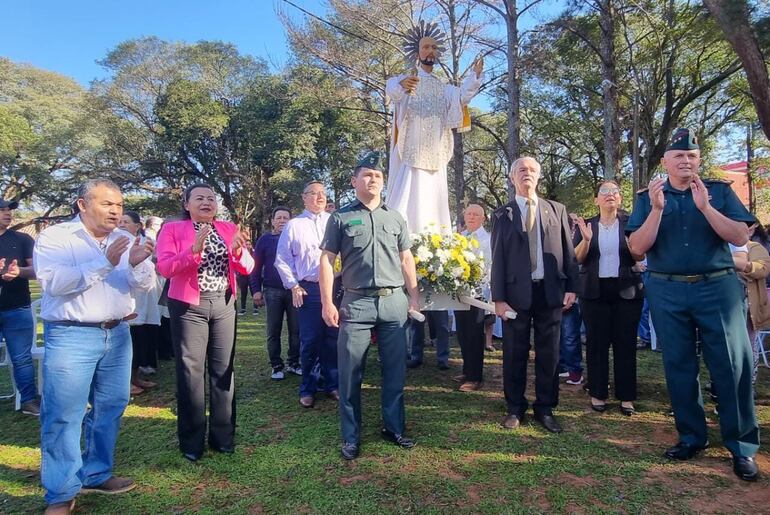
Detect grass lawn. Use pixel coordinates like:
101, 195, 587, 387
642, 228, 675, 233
1, 301, 769, 513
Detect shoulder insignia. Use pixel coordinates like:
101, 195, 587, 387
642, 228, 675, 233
703, 178, 733, 186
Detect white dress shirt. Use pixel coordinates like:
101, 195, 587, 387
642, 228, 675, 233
515, 195, 544, 280
34, 217, 157, 322
274, 210, 330, 289
598, 219, 620, 278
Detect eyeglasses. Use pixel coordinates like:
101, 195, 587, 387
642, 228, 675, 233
303, 190, 327, 198
598, 187, 620, 196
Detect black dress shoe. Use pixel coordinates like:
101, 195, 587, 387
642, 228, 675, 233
501, 414, 523, 429
590, 401, 607, 413
534, 413, 563, 433
211, 445, 234, 454
341, 442, 360, 460
664, 441, 709, 461
619, 405, 635, 416
732, 456, 759, 482
406, 360, 422, 369
437, 362, 450, 370
183, 452, 202, 462
381, 428, 416, 449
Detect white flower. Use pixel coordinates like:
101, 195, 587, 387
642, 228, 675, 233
437, 265, 444, 276
416, 246, 432, 262
462, 250, 477, 262
436, 249, 450, 262
451, 266, 464, 278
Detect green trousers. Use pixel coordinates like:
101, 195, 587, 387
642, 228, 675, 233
646, 270, 759, 457
337, 289, 409, 445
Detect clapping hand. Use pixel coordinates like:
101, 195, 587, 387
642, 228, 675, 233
105, 236, 130, 266
192, 224, 211, 254
231, 230, 248, 258
129, 236, 155, 267
0, 258, 19, 281
690, 175, 711, 212
575, 217, 593, 242
649, 177, 666, 211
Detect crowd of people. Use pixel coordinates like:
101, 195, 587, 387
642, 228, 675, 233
0, 129, 767, 514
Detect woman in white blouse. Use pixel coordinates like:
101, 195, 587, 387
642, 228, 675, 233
574, 181, 645, 415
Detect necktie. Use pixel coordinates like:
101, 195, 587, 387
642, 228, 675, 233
526, 199, 537, 272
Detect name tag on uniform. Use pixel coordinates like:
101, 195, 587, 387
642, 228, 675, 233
348, 219, 363, 226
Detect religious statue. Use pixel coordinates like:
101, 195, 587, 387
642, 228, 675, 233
385, 20, 484, 234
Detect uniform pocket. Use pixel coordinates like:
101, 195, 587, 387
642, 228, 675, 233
345, 226, 367, 248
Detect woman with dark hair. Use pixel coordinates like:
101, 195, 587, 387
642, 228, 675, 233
156, 183, 254, 461
118, 211, 161, 395
574, 180, 645, 415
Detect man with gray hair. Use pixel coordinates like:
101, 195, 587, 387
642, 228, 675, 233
491, 157, 578, 434
35, 179, 156, 514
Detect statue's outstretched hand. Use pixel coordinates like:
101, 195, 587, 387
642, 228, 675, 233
472, 57, 484, 78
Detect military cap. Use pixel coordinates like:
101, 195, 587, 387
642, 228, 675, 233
0, 199, 19, 209
355, 151, 385, 173
667, 128, 699, 151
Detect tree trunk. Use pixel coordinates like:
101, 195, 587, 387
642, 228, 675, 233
505, 0, 520, 200
599, 0, 620, 180
703, 0, 770, 141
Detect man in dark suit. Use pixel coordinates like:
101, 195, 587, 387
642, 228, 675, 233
491, 156, 578, 433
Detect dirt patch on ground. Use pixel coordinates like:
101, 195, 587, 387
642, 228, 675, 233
338, 474, 374, 486
552, 472, 601, 489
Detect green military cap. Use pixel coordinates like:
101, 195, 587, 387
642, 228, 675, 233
667, 128, 699, 151
356, 151, 385, 172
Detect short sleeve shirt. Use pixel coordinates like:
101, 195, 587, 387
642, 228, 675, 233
0, 230, 34, 310
625, 179, 755, 274
321, 200, 410, 289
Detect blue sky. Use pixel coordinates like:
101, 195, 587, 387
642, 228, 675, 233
1, 0, 318, 86
2, 0, 556, 88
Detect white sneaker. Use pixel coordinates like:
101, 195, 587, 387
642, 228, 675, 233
285, 365, 302, 376
558, 371, 569, 378
271, 368, 285, 380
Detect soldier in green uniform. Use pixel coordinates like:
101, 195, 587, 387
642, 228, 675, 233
627, 128, 759, 481
318, 151, 421, 460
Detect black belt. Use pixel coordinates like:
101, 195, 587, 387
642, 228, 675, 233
345, 287, 399, 297
47, 319, 125, 330
649, 269, 731, 283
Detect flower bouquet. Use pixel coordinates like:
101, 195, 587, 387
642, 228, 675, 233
411, 227, 485, 311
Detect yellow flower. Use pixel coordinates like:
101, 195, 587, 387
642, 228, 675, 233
470, 237, 479, 248
430, 234, 442, 248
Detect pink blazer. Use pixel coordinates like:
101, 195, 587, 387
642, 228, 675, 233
156, 220, 255, 306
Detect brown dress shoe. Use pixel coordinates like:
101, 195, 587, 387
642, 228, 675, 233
458, 381, 482, 392
502, 414, 523, 429
299, 395, 315, 408
45, 499, 75, 514
80, 475, 136, 495
451, 374, 466, 383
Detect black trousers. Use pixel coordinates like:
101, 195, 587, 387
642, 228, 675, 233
236, 274, 254, 311
454, 306, 485, 382
157, 316, 174, 360
168, 291, 237, 454
502, 281, 562, 416
130, 324, 159, 369
581, 278, 643, 401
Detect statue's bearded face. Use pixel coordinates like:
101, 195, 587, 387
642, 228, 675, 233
418, 37, 439, 66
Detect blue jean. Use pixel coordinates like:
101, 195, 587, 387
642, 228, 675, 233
0, 306, 36, 403
559, 302, 583, 373
40, 322, 132, 504
637, 272, 651, 342
297, 281, 338, 397
409, 311, 449, 365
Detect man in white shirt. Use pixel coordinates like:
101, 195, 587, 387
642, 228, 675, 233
274, 180, 339, 408
35, 179, 156, 515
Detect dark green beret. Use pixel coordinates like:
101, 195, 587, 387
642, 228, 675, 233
355, 151, 385, 172
667, 128, 699, 151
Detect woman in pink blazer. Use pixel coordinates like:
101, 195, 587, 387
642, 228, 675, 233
156, 183, 254, 461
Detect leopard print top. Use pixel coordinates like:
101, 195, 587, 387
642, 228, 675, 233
194, 222, 229, 292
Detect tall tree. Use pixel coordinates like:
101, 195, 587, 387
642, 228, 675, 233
703, 0, 770, 140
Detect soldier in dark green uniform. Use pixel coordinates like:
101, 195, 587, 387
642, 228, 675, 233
626, 128, 759, 481
318, 151, 421, 460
